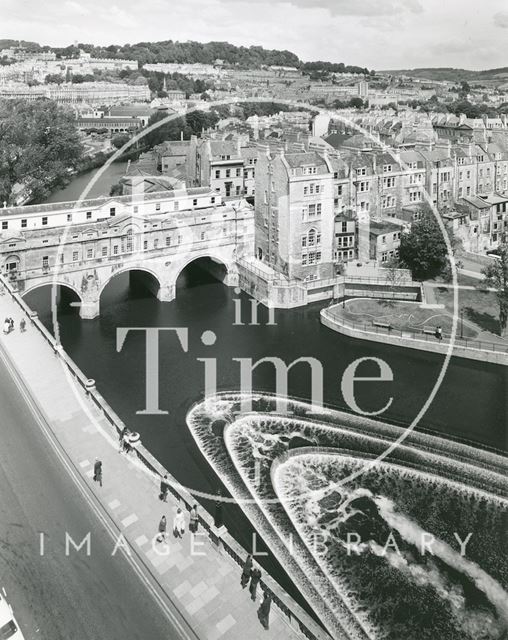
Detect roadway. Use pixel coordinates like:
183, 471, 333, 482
0, 352, 192, 640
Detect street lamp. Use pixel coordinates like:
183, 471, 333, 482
460, 306, 464, 339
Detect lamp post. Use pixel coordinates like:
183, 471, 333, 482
460, 306, 464, 339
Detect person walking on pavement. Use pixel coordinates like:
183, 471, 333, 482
159, 474, 169, 502
93, 459, 102, 487
173, 508, 186, 538
19, 318, 26, 333
249, 565, 262, 602
119, 427, 131, 453
157, 515, 167, 543
257, 591, 272, 630
189, 504, 199, 533
3, 318, 10, 334
241, 554, 253, 588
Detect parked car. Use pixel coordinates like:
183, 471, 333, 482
0, 589, 25, 640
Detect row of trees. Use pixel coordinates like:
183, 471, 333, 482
0, 100, 84, 205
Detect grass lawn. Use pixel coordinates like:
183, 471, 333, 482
434, 286, 504, 338
338, 298, 477, 338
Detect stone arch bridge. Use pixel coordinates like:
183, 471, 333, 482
1, 206, 254, 319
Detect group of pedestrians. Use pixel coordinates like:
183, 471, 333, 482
241, 554, 272, 630
156, 504, 200, 543
3, 317, 25, 334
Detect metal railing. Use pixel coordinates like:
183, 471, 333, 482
0, 273, 329, 640
322, 305, 508, 355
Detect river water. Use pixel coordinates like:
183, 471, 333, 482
42, 162, 128, 203
25, 268, 507, 619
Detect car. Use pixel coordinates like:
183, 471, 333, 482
0, 589, 25, 640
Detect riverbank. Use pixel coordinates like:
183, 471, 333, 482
0, 274, 325, 640
321, 299, 508, 366
41, 158, 128, 204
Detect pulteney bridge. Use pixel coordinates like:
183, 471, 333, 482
0, 187, 254, 318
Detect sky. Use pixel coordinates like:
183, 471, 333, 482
1, 0, 507, 70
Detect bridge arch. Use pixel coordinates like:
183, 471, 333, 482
22, 280, 83, 302
174, 253, 235, 292
99, 265, 162, 300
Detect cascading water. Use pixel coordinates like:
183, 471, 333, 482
186, 392, 508, 640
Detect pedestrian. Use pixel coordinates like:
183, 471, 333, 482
241, 553, 253, 589
173, 507, 186, 538
121, 428, 131, 453
9, 318, 14, 332
93, 459, 102, 487
257, 591, 272, 630
3, 318, 10, 334
436, 325, 443, 341
118, 426, 128, 453
249, 565, 262, 602
159, 474, 169, 502
189, 504, 199, 533
19, 318, 26, 332
157, 515, 167, 543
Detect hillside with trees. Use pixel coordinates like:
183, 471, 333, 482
382, 66, 508, 84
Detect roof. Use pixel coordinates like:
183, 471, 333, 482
460, 195, 491, 210
369, 220, 404, 236
0, 187, 214, 217
283, 151, 327, 168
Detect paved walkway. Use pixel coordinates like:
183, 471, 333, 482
0, 290, 306, 640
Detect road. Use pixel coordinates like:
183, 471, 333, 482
0, 353, 193, 640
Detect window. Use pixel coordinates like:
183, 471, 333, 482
409, 191, 422, 202
225, 169, 231, 178
316, 203, 322, 215
166, 236, 171, 247
337, 185, 343, 196
143, 240, 148, 250
66, 213, 72, 223
310, 184, 314, 194
383, 176, 395, 188
356, 167, 366, 176
133, 205, 138, 214
42, 256, 49, 269
110, 207, 116, 216
174, 201, 179, 211
42, 216, 48, 226
154, 238, 159, 249
382, 195, 396, 209
177, 235, 182, 245
101, 246, 107, 256
156, 203, 161, 211
193, 198, 198, 206
73, 251, 78, 261
1, 221, 7, 230
113, 245, 119, 255
358, 181, 369, 192
308, 204, 316, 217
86, 211, 92, 220
383, 164, 392, 173
21, 218, 27, 228
125, 229, 133, 252
236, 168, 241, 177
87, 248, 93, 259
211, 197, 215, 204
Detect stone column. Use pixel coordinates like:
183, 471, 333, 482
79, 298, 100, 320
223, 269, 239, 287
157, 283, 176, 303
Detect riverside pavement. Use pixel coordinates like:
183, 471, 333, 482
0, 290, 307, 640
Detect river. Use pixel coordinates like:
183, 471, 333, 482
43, 161, 128, 204
24, 268, 507, 618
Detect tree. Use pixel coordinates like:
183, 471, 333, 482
0, 99, 84, 204
398, 217, 448, 281
44, 73, 63, 84
481, 244, 508, 336
111, 134, 131, 149
349, 97, 364, 109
